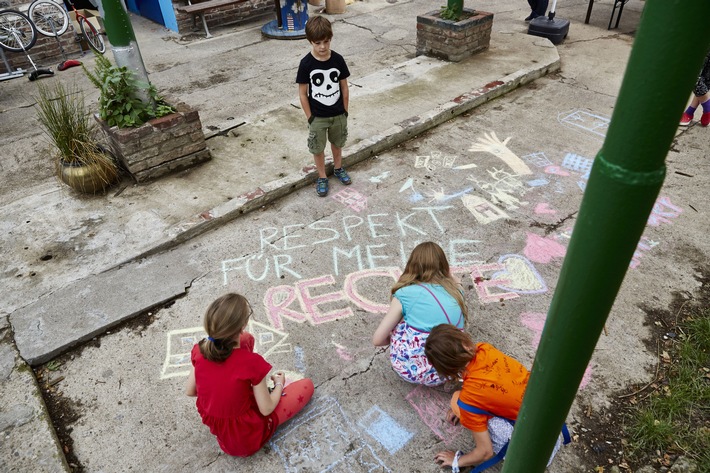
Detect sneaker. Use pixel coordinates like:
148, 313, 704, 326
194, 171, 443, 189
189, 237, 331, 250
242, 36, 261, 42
680, 112, 693, 126
701, 112, 710, 127
333, 167, 352, 185
525, 12, 538, 21
316, 177, 329, 197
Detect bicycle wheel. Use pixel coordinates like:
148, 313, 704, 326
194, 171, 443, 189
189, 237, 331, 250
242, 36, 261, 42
0, 10, 38, 52
79, 16, 104, 54
28, 0, 69, 37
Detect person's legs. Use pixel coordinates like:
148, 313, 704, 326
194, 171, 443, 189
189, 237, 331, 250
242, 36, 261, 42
329, 114, 351, 184
699, 92, 710, 127
308, 117, 330, 196
534, 0, 549, 16
273, 378, 315, 427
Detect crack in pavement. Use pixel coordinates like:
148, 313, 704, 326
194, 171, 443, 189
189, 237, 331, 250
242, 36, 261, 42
341, 347, 386, 383
530, 211, 578, 236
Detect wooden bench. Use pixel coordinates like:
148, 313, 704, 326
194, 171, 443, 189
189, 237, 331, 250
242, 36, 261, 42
176, 0, 250, 38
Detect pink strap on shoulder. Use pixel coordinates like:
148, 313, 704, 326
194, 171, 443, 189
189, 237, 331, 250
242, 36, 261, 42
416, 284, 463, 327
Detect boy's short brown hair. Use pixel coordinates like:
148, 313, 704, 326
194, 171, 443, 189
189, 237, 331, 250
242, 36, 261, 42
425, 324, 475, 380
305, 16, 333, 43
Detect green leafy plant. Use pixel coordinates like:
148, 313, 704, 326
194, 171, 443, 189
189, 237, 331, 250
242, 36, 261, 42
34, 82, 118, 185
84, 54, 175, 128
440, 0, 464, 21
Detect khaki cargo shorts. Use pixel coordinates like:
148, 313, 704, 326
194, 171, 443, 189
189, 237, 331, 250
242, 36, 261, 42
307, 114, 348, 155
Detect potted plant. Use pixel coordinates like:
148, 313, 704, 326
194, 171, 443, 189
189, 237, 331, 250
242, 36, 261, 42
85, 54, 211, 183
35, 82, 119, 194
416, 0, 494, 62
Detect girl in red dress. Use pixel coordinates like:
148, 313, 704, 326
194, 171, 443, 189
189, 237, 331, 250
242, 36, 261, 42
186, 293, 314, 457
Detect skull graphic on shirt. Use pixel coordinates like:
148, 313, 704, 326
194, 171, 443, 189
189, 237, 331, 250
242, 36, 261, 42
310, 68, 340, 106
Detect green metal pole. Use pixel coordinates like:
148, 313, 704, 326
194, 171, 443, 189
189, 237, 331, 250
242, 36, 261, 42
501, 2, 710, 472
101, 0, 152, 104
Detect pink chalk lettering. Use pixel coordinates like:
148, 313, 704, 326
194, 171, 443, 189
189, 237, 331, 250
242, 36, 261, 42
296, 275, 354, 325
523, 233, 567, 264
463, 263, 519, 304
647, 196, 682, 227
264, 285, 308, 331
344, 268, 401, 313
534, 203, 557, 215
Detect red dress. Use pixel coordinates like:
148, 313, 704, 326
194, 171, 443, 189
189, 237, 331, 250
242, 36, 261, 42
191, 338, 277, 457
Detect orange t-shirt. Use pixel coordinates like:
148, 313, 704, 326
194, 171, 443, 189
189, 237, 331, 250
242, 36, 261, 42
458, 343, 530, 432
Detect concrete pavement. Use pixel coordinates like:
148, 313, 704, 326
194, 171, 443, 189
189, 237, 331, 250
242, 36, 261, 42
0, 0, 657, 471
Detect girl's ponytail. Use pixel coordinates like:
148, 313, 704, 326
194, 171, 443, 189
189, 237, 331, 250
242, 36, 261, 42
199, 293, 252, 362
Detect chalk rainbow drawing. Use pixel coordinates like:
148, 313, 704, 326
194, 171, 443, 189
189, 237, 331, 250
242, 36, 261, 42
523, 233, 567, 264
358, 406, 414, 454
520, 312, 592, 389
469, 132, 533, 176
332, 188, 368, 212
270, 397, 392, 472
160, 321, 291, 379
461, 194, 510, 225
647, 196, 682, 227
558, 109, 610, 140
492, 255, 547, 295
406, 385, 465, 444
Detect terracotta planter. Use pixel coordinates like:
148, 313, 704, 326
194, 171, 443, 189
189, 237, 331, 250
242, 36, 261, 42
96, 102, 211, 183
416, 9, 494, 62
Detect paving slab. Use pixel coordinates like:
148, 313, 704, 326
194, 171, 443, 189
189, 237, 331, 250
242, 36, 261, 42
0, 331, 69, 473
10, 257, 204, 366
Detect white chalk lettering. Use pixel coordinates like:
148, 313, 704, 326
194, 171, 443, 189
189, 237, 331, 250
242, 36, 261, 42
274, 254, 302, 279
342, 215, 365, 241
333, 245, 364, 276
282, 224, 307, 250
367, 213, 391, 239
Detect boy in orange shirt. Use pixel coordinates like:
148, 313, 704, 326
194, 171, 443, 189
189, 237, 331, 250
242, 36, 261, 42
425, 324, 567, 472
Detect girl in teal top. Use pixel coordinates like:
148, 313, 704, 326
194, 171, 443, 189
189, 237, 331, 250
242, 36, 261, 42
372, 241, 469, 386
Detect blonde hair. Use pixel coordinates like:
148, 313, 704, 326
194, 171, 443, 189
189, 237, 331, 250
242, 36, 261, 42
391, 242, 469, 322
199, 293, 251, 362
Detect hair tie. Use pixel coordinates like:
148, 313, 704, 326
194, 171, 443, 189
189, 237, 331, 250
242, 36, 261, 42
207, 336, 216, 343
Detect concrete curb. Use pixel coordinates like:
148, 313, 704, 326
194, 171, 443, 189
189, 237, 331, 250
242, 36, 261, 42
117, 53, 560, 268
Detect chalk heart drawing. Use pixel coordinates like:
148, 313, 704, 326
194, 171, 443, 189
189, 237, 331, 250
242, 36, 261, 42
270, 397, 392, 472
406, 385, 465, 444
492, 255, 547, 294
523, 232, 567, 264
534, 203, 557, 216
520, 312, 592, 389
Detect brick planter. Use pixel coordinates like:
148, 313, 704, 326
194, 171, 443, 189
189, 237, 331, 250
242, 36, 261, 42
416, 9, 494, 62
97, 102, 211, 182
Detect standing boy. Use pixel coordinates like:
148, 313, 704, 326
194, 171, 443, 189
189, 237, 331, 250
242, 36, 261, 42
296, 16, 352, 197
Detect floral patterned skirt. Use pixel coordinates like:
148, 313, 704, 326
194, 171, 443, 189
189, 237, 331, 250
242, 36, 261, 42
389, 320, 444, 386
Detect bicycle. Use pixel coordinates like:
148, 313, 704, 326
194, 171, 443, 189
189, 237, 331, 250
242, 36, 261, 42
0, 9, 38, 53
29, 0, 105, 54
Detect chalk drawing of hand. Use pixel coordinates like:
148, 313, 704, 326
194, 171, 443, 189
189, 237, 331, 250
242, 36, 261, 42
469, 131, 532, 176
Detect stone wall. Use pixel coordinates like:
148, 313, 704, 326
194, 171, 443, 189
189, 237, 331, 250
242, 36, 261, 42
172, 0, 272, 35
416, 9, 494, 62
98, 102, 211, 182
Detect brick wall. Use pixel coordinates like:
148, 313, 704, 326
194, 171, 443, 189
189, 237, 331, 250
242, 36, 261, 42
172, 0, 272, 35
416, 9, 494, 62
0, 0, 84, 70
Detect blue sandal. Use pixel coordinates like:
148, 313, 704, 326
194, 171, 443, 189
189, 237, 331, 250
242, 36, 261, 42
334, 167, 351, 185
316, 177, 329, 197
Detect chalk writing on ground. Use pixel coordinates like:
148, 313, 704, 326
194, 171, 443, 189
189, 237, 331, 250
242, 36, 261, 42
647, 196, 682, 227
461, 194, 510, 225
630, 237, 660, 269
415, 151, 457, 171
332, 188, 368, 212
160, 321, 291, 379
406, 385, 465, 444
358, 406, 414, 454
558, 109, 610, 140
270, 397, 392, 472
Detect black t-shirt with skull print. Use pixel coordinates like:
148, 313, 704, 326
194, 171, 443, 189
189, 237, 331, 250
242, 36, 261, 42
296, 51, 350, 118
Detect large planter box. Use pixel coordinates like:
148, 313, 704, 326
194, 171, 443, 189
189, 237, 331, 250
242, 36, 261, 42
97, 102, 211, 182
416, 9, 494, 62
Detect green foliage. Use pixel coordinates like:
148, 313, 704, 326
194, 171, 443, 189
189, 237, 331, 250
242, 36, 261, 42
84, 54, 175, 128
624, 309, 710, 467
440, 0, 464, 21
